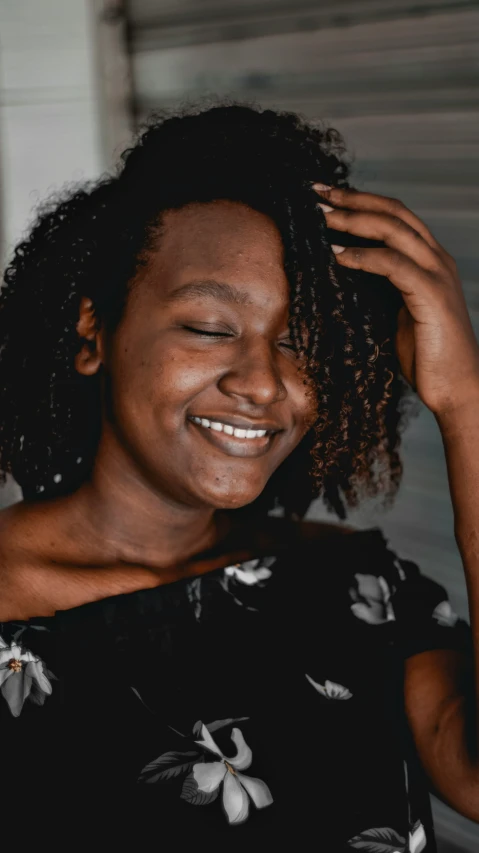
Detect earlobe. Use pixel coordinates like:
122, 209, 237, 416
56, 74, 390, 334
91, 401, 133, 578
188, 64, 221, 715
74, 343, 102, 376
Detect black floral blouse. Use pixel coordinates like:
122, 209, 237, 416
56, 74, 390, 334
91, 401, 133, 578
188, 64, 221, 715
0, 526, 473, 851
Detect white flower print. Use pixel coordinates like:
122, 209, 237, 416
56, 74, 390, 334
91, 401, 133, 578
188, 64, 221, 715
409, 819, 426, 853
349, 573, 396, 625
432, 599, 459, 627
305, 673, 353, 699
138, 718, 273, 826
0, 636, 53, 717
190, 723, 273, 825
403, 760, 427, 852
224, 556, 275, 586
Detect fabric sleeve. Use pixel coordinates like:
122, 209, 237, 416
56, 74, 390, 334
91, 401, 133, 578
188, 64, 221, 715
386, 545, 474, 661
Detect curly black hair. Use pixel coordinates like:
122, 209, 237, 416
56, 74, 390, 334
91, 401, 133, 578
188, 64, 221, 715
0, 99, 419, 521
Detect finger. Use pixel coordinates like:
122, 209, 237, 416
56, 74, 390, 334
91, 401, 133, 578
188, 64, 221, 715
331, 245, 437, 298
319, 207, 441, 272
313, 186, 441, 254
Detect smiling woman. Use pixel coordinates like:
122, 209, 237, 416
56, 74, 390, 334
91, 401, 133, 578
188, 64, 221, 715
0, 103, 410, 524
0, 102, 476, 848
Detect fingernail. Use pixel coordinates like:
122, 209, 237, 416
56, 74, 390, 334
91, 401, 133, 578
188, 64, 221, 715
312, 183, 332, 191
317, 203, 334, 213
331, 245, 345, 254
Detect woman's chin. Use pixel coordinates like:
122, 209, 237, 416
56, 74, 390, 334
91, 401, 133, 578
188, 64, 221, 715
198, 484, 266, 512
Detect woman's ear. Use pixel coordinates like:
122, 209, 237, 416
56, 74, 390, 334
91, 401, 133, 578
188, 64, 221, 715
74, 296, 104, 376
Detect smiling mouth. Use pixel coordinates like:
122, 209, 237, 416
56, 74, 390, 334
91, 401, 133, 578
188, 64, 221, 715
187, 415, 280, 458
188, 416, 274, 440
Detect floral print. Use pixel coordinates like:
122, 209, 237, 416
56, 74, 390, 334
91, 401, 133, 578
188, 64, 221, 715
349, 573, 396, 624
185, 577, 204, 621
432, 599, 459, 627
138, 718, 273, 825
408, 820, 427, 853
348, 825, 408, 852
0, 525, 473, 847
184, 556, 276, 621
224, 556, 275, 586
347, 820, 426, 853
305, 673, 353, 699
0, 635, 53, 717
190, 723, 273, 824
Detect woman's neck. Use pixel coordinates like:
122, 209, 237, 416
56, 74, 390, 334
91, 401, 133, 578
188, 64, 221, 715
0, 501, 296, 621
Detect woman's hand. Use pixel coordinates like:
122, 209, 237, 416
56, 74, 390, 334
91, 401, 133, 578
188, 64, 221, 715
313, 184, 479, 417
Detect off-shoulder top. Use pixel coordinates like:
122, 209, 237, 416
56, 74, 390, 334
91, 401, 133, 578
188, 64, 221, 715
0, 526, 473, 851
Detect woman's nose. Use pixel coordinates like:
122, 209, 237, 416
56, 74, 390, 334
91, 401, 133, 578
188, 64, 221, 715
218, 340, 287, 405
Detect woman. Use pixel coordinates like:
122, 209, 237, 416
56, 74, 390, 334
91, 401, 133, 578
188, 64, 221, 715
0, 103, 477, 850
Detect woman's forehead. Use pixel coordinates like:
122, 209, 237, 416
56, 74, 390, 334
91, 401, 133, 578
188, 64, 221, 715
160, 200, 281, 251
141, 201, 285, 285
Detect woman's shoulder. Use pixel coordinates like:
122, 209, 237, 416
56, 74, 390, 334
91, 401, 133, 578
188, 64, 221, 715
0, 500, 34, 569
0, 498, 56, 559
0, 500, 160, 621
0, 500, 55, 621
0, 502, 360, 623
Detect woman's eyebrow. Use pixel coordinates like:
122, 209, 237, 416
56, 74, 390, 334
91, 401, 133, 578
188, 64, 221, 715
165, 279, 253, 307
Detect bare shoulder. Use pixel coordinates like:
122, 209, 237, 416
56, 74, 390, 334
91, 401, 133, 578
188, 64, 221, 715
0, 500, 52, 611
0, 503, 28, 619
0, 499, 45, 556
0, 501, 26, 559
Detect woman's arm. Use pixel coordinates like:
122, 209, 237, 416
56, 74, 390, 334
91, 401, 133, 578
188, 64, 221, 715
313, 183, 479, 820
403, 394, 479, 821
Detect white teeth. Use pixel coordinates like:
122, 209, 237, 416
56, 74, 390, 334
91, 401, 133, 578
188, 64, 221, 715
190, 416, 269, 440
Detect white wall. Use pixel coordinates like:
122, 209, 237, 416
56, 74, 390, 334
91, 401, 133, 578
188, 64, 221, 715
0, 0, 105, 254
0, 0, 110, 508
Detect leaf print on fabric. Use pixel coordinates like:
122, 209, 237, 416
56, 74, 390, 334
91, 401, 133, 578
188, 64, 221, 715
432, 599, 459, 627
349, 574, 396, 625
403, 760, 427, 853
305, 673, 353, 700
347, 825, 406, 851
408, 820, 426, 853
224, 556, 276, 586
0, 635, 54, 717
185, 577, 203, 621
347, 821, 426, 852
189, 723, 273, 825
138, 750, 200, 784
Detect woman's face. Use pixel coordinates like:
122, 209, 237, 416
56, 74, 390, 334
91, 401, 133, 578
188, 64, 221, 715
96, 200, 317, 511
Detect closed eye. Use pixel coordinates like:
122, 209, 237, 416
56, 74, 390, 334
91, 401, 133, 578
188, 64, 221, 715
183, 326, 231, 338
183, 326, 297, 352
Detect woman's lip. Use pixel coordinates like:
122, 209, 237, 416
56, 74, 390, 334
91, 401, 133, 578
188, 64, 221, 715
187, 417, 278, 458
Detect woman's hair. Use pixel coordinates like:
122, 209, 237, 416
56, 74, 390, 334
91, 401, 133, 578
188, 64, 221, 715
0, 99, 418, 521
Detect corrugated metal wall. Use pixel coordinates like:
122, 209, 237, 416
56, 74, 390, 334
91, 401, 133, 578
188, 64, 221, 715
125, 1, 479, 849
